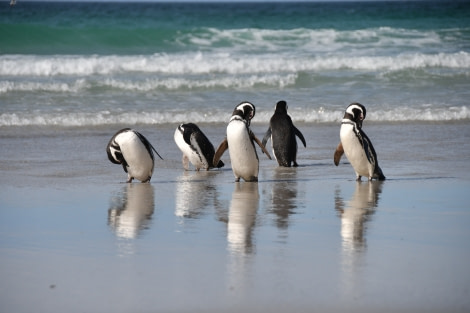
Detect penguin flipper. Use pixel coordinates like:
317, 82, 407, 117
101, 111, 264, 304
262, 127, 272, 147
333, 142, 344, 166
150, 145, 164, 160
213, 138, 228, 167
134, 131, 164, 160
251, 132, 272, 160
294, 126, 306, 148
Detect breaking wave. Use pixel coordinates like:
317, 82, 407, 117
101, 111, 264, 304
1, 106, 468, 127
1, 51, 469, 78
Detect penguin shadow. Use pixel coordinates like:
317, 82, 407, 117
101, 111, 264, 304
334, 180, 384, 252
108, 183, 155, 239
175, 170, 220, 220
227, 182, 260, 255
267, 167, 299, 230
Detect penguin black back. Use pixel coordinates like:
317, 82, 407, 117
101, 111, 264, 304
262, 101, 306, 167
182, 123, 224, 169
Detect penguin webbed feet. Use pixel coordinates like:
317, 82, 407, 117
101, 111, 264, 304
182, 155, 190, 171
234, 176, 258, 182
141, 177, 151, 183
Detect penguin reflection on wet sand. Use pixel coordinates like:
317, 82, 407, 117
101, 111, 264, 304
335, 181, 384, 252
334, 103, 385, 181
174, 123, 224, 171
262, 100, 306, 167
213, 101, 272, 182
106, 128, 163, 183
108, 183, 155, 239
227, 182, 259, 254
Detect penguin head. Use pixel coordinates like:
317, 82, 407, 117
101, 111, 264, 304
344, 102, 366, 128
232, 101, 256, 125
179, 123, 200, 144
274, 100, 288, 114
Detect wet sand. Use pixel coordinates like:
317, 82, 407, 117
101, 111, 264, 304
1, 122, 469, 313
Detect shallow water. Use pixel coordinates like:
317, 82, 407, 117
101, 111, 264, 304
0, 122, 469, 313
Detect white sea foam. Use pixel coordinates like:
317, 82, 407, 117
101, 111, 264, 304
1, 51, 468, 95
1, 50, 469, 79
183, 27, 446, 54
1, 106, 468, 127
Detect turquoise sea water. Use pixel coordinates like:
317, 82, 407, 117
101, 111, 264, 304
1, 1, 470, 126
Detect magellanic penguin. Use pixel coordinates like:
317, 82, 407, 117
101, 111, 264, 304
106, 128, 163, 183
262, 100, 306, 167
213, 101, 272, 182
334, 103, 385, 181
174, 122, 224, 171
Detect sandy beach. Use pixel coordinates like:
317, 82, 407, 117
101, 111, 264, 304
1, 121, 469, 313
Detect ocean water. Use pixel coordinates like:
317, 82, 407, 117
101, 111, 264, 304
1, 1, 470, 126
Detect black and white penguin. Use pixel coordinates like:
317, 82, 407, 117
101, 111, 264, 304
262, 100, 306, 167
334, 103, 385, 181
106, 128, 163, 183
213, 101, 271, 182
174, 122, 224, 171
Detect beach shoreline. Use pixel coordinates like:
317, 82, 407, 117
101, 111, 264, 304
1, 121, 469, 312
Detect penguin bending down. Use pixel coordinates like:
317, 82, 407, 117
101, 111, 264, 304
174, 123, 224, 171
213, 101, 272, 182
262, 100, 306, 167
334, 103, 385, 181
106, 128, 163, 183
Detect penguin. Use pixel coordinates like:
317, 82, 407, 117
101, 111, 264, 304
106, 128, 163, 183
213, 101, 272, 182
334, 102, 385, 181
262, 100, 306, 167
174, 122, 224, 171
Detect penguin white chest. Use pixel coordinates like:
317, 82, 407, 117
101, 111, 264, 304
340, 124, 372, 177
119, 132, 154, 181
227, 121, 258, 180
